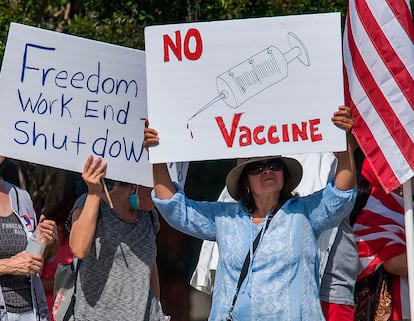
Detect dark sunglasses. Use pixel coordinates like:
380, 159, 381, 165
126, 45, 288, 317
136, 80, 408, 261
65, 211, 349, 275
245, 159, 285, 175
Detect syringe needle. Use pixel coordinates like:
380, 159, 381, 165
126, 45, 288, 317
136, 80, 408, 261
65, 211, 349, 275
188, 92, 226, 122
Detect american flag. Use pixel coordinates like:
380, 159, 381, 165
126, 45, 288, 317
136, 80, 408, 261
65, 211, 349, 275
343, 0, 414, 194
353, 159, 410, 318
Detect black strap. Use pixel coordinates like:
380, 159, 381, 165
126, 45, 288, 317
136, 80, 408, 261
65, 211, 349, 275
12, 185, 20, 215
149, 208, 156, 229
227, 207, 278, 319
63, 258, 81, 321
73, 258, 81, 293
63, 294, 76, 321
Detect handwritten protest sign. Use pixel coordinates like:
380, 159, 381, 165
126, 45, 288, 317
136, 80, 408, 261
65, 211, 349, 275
145, 12, 345, 163
0, 23, 177, 186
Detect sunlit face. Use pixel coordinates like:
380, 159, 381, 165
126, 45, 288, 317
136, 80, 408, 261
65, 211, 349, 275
245, 159, 285, 196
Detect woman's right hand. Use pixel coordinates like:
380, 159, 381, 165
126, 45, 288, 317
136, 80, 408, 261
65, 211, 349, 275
82, 154, 107, 195
143, 119, 177, 199
70, 155, 107, 259
144, 119, 159, 151
3, 251, 43, 276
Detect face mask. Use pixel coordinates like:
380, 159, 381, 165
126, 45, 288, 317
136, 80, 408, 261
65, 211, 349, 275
129, 191, 140, 210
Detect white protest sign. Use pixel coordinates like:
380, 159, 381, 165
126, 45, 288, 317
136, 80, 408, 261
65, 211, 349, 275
0, 23, 155, 185
168, 161, 190, 188
145, 12, 345, 163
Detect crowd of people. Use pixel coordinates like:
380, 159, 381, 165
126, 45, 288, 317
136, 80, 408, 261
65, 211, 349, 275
0, 103, 412, 321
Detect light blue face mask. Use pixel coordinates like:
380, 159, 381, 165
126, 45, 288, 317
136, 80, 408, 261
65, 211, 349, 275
129, 191, 140, 210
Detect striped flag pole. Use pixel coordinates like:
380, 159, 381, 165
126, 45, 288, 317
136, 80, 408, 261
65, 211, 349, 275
403, 180, 414, 315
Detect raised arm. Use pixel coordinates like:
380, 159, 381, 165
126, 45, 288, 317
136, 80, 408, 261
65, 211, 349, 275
144, 120, 177, 200
69, 155, 107, 259
332, 105, 357, 191
383, 254, 408, 276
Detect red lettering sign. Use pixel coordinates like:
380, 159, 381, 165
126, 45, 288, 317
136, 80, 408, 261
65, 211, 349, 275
215, 113, 243, 147
163, 31, 182, 62
163, 29, 203, 62
309, 119, 322, 141
215, 113, 323, 148
183, 29, 203, 60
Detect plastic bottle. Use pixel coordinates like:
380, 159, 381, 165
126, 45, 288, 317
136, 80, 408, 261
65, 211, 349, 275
26, 227, 46, 255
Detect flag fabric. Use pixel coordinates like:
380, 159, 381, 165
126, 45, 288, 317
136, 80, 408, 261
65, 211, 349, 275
353, 159, 410, 319
343, 0, 414, 193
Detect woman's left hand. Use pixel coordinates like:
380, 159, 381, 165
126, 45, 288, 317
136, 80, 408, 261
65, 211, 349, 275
332, 105, 353, 132
332, 105, 357, 190
37, 214, 58, 245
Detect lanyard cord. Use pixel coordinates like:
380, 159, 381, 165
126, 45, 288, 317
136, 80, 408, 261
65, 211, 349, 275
12, 185, 20, 215
226, 206, 278, 320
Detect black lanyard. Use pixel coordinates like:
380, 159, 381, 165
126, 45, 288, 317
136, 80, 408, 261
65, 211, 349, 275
12, 185, 20, 215
226, 206, 278, 321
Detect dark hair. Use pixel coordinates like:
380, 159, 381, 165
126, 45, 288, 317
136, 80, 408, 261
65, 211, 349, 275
349, 173, 372, 226
238, 161, 292, 213
0, 158, 20, 185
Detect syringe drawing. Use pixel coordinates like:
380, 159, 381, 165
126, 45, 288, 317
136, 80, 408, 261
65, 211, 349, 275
187, 32, 311, 139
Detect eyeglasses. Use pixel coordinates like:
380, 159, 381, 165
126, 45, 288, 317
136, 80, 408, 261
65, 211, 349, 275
245, 160, 284, 175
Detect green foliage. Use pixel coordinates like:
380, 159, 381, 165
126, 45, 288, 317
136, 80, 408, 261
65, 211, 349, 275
0, 0, 412, 207
0, 0, 351, 61
1, 0, 412, 62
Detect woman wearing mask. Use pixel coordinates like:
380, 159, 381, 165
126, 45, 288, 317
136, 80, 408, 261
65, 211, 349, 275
69, 155, 166, 321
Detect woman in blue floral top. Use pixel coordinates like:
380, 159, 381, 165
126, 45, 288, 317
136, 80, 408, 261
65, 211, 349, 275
144, 105, 357, 321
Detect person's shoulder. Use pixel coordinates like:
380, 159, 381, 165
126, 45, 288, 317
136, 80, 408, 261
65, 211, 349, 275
218, 199, 246, 216
290, 189, 323, 205
6, 181, 33, 201
1, 179, 19, 193
73, 192, 89, 208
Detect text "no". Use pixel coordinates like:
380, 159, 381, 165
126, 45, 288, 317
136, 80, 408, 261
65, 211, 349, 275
163, 29, 203, 62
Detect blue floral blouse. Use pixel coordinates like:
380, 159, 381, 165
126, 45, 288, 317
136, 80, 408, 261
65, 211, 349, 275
153, 180, 356, 321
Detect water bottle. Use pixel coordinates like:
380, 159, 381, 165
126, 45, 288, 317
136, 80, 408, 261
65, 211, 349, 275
26, 227, 46, 255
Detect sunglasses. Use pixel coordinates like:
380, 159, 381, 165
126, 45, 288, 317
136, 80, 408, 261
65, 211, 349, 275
245, 159, 285, 175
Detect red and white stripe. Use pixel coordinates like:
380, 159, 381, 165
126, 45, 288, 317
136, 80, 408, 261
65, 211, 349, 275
353, 190, 410, 319
343, 0, 414, 193
353, 192, 406, 280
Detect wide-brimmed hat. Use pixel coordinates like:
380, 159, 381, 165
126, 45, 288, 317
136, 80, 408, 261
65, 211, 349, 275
225, 156, 303, 200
